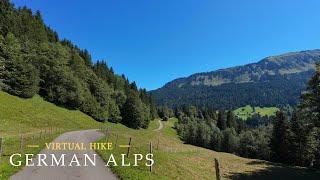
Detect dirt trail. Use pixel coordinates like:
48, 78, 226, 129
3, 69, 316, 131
153, 120, 163, 131
11, 129, 118, 180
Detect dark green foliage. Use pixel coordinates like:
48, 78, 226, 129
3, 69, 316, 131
157, 106, 174, 119
121, 90, 149, 129
79, 49, 92, 67
0, 2, 155, 127
238, 127, 271, 160
1, 33, 39, 98
296, 63, 320, 168
290, 111, 317, 166
217, 111, 227, 130
270, 111, 291, 163
226, 111, 236, 129
300, 63, 320, 127
210, 125, 223, 151
175, 105, 271, 160
221, 128, 239, 153
245, 114, 272, 128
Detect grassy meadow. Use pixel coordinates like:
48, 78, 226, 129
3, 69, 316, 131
234, 105, 279, 120
96, 118, 319, 180
1, 91, 319, 179
0, 91, 102, 179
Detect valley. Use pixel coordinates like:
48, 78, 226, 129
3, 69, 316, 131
1, 90, 319, 179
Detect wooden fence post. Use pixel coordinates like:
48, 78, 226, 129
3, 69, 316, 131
149, 142, 153, 172
0, 137, 3, 157
106, 128, 110, 142
126, 137, 132, 158
20, 135, 24, 152
114, 134, 119, 150
214, 158, 221, 180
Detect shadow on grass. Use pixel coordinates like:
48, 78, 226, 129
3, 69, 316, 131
227, 160, 320, 180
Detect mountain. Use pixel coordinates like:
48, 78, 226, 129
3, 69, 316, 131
151, 50, 320, 109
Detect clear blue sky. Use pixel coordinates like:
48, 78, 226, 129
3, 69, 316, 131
12, 0, 320, 90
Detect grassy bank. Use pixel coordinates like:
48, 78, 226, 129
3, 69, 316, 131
0, 91, 102, 179
96, 118, 319, 180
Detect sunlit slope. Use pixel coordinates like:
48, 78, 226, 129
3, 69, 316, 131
97, 118, 319, 179
0, 91, 101, 136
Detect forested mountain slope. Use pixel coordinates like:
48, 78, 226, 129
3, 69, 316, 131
152, 50, 320, 109
0, 0, 157, 129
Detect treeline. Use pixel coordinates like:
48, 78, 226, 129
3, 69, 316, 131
174, 106, 273, 160
152, 70, 313, 109
0, 0, 157, 128
174, 63, 320, 168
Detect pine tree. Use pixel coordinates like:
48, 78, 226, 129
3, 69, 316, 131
300, 62, 320, 127
222, 128, 239, 153
270, 111, 291, 163
121, 90, 144, 129
226, 111, 236, 129
299, 63, 320, 168
217, 111, 227, 130
1, 33, 39, 98
290, 111, 317, 166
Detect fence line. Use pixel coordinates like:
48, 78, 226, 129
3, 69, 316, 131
0, 127, 61, 158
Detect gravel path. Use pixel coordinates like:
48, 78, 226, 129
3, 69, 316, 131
11, 129, 118, 180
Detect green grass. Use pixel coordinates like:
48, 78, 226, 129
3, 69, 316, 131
96, 118, 320, 180
0, 91, 102, 179
234, 105, 279, 120
1, 91, 318, 179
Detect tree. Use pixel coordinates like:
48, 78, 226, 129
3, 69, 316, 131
217, 111, 227, 130
121, 90, 145, 129
300, 62, 320, 127
79, 49, 92, 67
290, 111, 317, 166
298, 63, 320, 168
222, 128, 239, 153
1, 33, 39, 98
210, 124, 223, 151
239, 131, 256, 158
270, 111, 291, 163
226, 111, 236, 129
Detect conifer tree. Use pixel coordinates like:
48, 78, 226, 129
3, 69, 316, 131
270, 111, 291, 163
121, 89, 144, 129
217, 111, 227, 130
299, 63, 320, 168
226, 111, 236, 129
290, 111, 316, 166
1, 33, 39, 98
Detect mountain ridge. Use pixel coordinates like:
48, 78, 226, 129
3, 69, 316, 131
151, 49, 320, 109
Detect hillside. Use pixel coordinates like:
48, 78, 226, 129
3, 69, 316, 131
0, 91, 102, 178
152, 50, 320, 109
96, 119, 320, 179
0, 0, 157, 130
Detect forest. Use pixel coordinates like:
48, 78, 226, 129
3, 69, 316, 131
168, 63, 320, 168
152, 70, 313, 110
0, 0, 157, 129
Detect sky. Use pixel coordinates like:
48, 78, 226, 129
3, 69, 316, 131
11, 0, 320, 90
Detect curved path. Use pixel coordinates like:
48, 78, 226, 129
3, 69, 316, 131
11, 129, 118, 180
153, 119, 164, 132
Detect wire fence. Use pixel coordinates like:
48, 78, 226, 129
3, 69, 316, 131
0, 127, 61, 161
